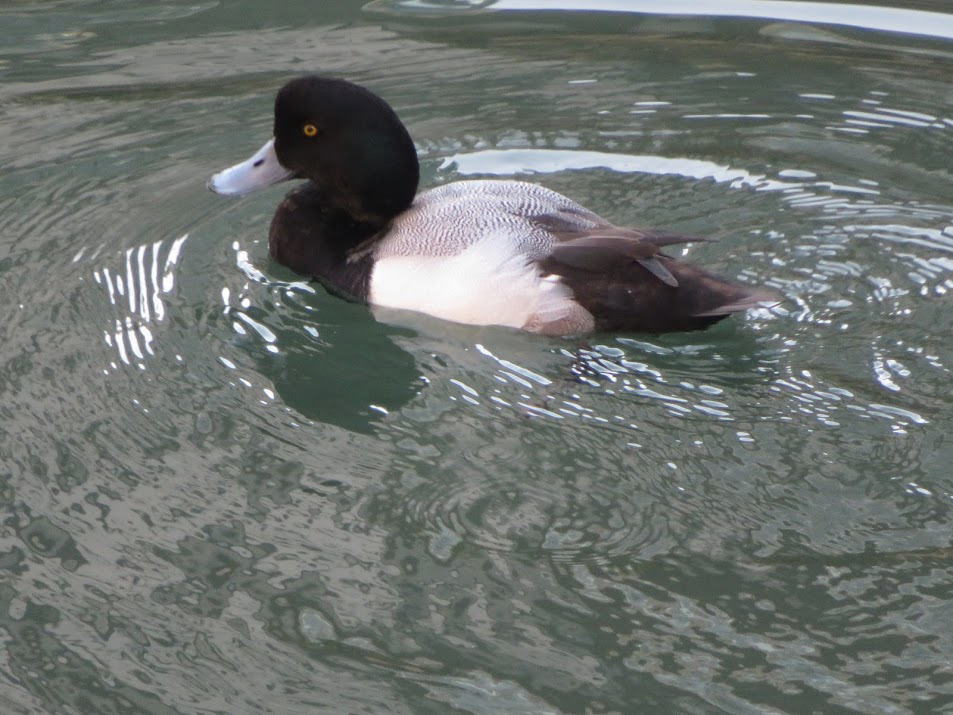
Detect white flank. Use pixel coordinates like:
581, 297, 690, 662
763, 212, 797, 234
369, 232, 579, 330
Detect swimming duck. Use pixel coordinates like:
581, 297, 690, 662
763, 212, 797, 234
209, 76, 776, 335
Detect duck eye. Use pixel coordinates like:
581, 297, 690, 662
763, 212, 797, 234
302, 123, 319, 137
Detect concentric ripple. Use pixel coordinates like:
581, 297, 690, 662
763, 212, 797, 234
4, 0, 953, 712
395, 457, 658, 562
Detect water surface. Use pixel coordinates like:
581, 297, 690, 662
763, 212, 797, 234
2, 1, 953, 712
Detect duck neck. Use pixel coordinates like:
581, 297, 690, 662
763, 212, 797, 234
268, 183, 390, 301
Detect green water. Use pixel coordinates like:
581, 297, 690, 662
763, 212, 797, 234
2, 1, 953, 712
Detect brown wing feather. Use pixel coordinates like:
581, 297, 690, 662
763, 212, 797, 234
538, 220, 710, 288
531, 218, 776, 333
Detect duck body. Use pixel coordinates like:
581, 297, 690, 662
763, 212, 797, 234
210, 76, 775, 336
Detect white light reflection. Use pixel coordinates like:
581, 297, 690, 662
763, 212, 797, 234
442, 148, 790, 192
224, 240, 319, 357
442, 147, 881, 207
492, 0, 953, 41
93, 233, 188, 371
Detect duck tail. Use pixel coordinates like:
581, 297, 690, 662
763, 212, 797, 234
690, 288, 780, 318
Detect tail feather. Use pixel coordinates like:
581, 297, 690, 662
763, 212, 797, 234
534, 220, 778, 334
692, 290, 780, 317
540, 253, 778, 333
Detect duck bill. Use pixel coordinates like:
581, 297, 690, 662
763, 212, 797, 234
208, 138, 294, 196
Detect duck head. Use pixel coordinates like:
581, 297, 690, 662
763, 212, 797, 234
209, 76, 419, 223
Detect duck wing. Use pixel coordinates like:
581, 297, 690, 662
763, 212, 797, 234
532, 214, 710, 289
532, 216, 776, 333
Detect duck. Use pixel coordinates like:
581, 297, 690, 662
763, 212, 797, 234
209, 76, 776, 335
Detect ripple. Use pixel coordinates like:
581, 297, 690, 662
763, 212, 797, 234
443, 146, 792, 189
400, 462, 658, 562
4, 2, 953, 713
358, 342, 687, 562
93, 234, 188, 371
371, 0, 953, 41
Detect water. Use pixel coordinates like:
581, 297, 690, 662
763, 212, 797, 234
2, 1, 953, 712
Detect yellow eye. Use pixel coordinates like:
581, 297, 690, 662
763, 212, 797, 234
303, 123, 319, 137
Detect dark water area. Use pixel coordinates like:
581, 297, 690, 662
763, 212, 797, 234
2, 1, 953, 712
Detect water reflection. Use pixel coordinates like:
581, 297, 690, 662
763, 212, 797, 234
94, 234, 188, 372
222, 241, 426, 432
368, 0, 953, 41
380, 313, 939, 569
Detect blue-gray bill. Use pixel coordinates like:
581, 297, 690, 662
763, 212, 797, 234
207, 138, 293, 196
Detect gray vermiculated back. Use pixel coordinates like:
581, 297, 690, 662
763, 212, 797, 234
373, 179, 607, 260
